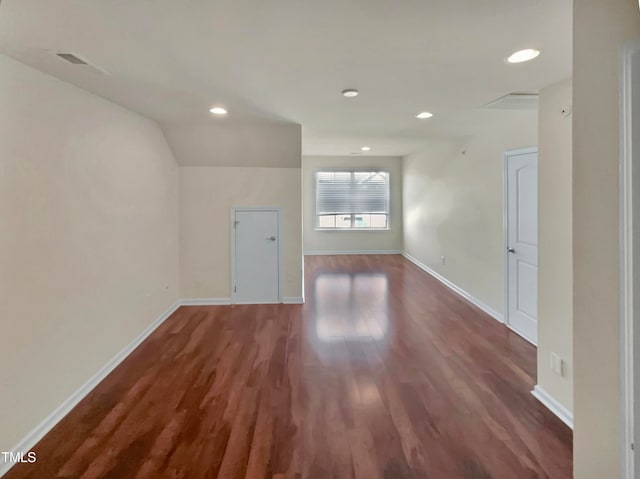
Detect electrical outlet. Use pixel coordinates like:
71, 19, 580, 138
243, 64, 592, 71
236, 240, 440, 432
551, 353, 564, 377
441, 256, 446, 265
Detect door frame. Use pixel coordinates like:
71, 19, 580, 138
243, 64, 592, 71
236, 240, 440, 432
230, 206, 282, 305
620, 38, 640, 479
503, 146, 539, 345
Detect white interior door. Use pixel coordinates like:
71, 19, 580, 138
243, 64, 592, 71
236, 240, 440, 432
506, 149, 538, 344
629, 42, 640, 478
620, 40, 640, 479
232, 209, 280, 304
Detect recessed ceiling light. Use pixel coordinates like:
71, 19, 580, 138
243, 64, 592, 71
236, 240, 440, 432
361, 146, 371, 151
209, 107, 227, 115
506, 49, 540, 64
416, 112, 433, 119
342, 89, 359, 98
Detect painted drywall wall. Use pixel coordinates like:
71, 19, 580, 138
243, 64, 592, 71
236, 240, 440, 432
573, 1, 640, 477
402, 113, 538, 316
180, 167, 303, 300
537, 78, 573, 414
303, 156, 402, 254
0, 55, 180, 451
161, 121, 302, 168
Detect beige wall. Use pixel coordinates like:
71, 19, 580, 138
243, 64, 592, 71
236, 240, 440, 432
0, 55, 180, 451
573, 1, 640, 477
180, 166, 303, 299
402, 113, 538, 316
537, 78, 573, 413
303, 156, 402, 254
162, 121, 302, 168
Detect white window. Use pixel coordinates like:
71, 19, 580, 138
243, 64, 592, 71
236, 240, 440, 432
315, 170, 390, 230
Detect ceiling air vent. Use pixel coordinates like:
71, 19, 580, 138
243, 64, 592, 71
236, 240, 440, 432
484, 93, 538, 110
54, 52, 108, 74
56, 52, 88, 65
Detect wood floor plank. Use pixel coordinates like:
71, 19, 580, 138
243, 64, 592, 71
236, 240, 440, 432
4, 254, 572, 479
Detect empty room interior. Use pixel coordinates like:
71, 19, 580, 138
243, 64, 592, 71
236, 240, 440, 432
1, 1, 638, 478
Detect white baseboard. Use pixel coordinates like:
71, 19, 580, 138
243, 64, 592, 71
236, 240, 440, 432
531, 385, 574, 429
180, 298, 231, 306
304, 250, 402, 256
0, 300, 182, 478
180, 297, 305, 306
401, 252, 504, 323
283, 296, 305, 304
233, 301, 280, 305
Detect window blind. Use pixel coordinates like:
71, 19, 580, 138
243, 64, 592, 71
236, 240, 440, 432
315, 171, 390, 215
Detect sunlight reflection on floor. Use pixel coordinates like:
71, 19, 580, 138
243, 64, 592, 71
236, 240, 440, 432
313, 272, 389, 342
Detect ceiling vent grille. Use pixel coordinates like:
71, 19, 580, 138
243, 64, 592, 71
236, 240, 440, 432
54, 52, 108, 74
56, 53, 88, 65
484, 93, 538, 110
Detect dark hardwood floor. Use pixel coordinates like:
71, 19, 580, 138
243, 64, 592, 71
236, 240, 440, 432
5, 254, 572, 479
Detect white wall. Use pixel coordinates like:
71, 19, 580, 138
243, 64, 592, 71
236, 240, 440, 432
537, 78, 573, 413
0, 55, 180, 451
180, 166, 303, 300
402, 113, 538, 316
303, 156, 402, 254
573, 1, 640, 477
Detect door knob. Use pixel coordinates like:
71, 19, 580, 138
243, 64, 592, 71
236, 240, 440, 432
268, 236, 276, 241
507, 247, 516, 253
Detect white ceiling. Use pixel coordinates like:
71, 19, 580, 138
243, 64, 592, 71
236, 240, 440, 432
0, 0, 571, 160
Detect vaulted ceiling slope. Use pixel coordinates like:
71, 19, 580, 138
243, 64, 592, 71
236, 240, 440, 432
0, 0, 571, 162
